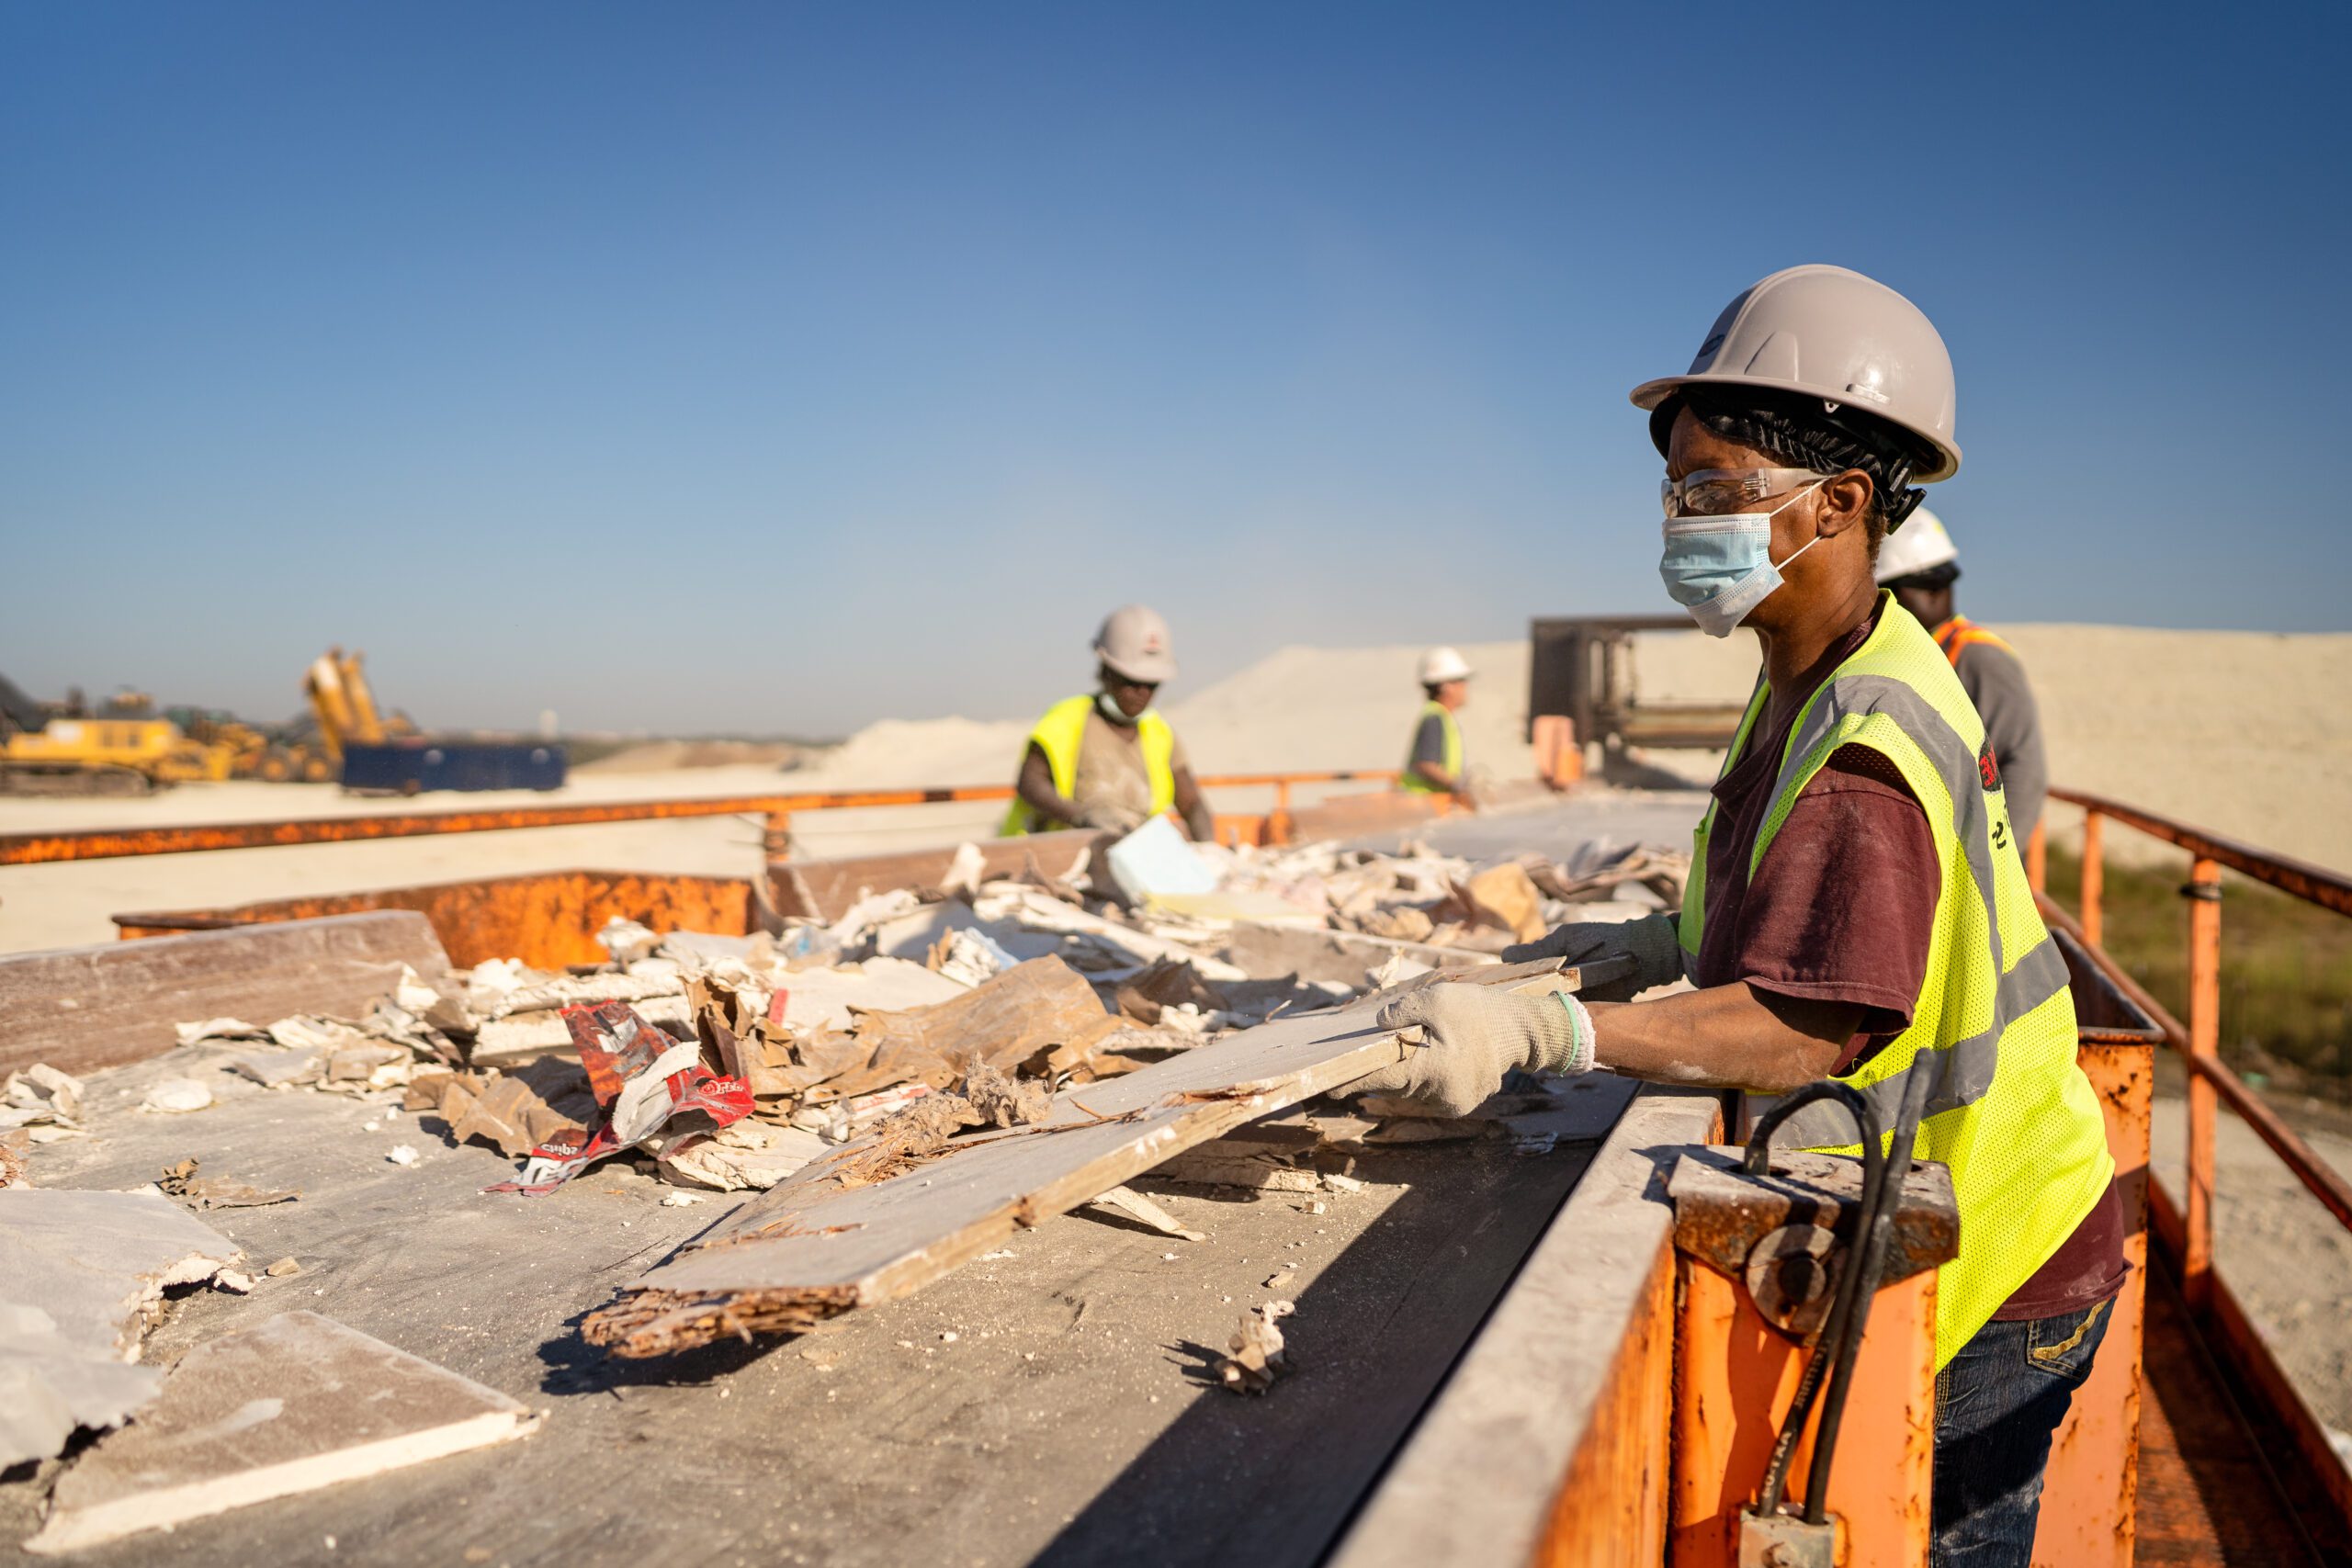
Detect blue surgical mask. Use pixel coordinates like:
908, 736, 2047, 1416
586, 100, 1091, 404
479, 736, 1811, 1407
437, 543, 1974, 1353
1657, 481, 1826, 638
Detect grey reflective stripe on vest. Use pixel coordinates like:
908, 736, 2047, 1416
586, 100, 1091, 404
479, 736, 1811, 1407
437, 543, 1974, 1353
1760, 672, 2068, 1149
1775, 937, 2071, 1146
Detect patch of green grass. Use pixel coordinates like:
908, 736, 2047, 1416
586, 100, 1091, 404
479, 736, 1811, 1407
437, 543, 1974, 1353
2043, 846, 2352, 1097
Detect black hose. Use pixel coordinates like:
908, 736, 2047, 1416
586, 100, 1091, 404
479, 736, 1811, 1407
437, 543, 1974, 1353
1800, 1056, 1940, 1525
1747, 1081, 1883, 1518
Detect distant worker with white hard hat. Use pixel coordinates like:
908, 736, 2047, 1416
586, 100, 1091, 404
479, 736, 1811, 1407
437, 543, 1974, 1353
1002, 604, 1216, 841
1400, 647, 1475, 802
1875, 509, 2049, 845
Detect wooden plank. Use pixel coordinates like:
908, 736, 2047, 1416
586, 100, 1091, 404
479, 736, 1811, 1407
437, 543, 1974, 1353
0, 913, 449, 1079
764, 829, 1098, 922
1328, 1085, 1723, 1568
583, 954, 1636, 1357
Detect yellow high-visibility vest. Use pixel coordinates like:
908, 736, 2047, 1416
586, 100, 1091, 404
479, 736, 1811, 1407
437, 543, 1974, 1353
1680, 594, 2111, 1367
1000, 694, 1175, 836
1400, 700, 1462, 794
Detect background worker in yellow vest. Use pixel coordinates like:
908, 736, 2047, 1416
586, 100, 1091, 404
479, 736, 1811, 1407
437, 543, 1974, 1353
1346, 265, 2120, 1566
1875, 508, 2050, 846
1401, 647, 1473, 800
1003, 604, 1216, 840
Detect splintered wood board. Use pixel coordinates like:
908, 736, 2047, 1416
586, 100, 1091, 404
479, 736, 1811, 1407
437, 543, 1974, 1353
0, 913, 450, 1079
586, 953, 1634, 1356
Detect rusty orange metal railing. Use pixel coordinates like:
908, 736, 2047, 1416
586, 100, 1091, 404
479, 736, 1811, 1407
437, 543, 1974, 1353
2032, 784, 2352, 1528
0, 771, 1409, 866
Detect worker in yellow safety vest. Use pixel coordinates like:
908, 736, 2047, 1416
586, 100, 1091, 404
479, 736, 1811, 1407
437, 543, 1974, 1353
1874, 508, 2049, 847
1002, 604, 1216, 840
1345, 265, 2120, 1566
1400, 647, 1474, 801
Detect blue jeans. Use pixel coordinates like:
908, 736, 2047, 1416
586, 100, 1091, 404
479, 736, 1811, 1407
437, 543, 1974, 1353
1931, 1297, 2112, 1567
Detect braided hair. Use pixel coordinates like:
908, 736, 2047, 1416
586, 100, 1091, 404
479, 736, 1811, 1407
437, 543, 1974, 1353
1650, 387, 1930, 554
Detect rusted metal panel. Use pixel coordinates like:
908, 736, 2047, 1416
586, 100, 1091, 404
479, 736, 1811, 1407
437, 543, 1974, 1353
2050, 787, 2352, 918
2032, 1036, 2152, 1567
1668, 1147, 1959, 1298
0, 772, 1408, 866
1284, 790, 1450, 842
0, 787, 1020, 865
763, 831, 1097, 924
1671, 1258, 1938, 1565
115, 871, 755, 970
0, 913, 449, 1078
1534, 1238, 1675, 1567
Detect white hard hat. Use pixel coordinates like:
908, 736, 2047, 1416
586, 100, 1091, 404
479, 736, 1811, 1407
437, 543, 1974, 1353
1873, 506, 1960, 584
1093, 604, 1177, 684
1418, 647, 1473, 685
1631, 265, 1962, 484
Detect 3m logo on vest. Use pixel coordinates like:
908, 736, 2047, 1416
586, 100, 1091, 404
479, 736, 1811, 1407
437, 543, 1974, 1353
1978, 740, 2002, 793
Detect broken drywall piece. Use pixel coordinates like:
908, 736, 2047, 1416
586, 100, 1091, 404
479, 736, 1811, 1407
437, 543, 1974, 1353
225, 1050, 321, 1089
25, 1311, 540, 1554
1084, 1184, 1205, 1242
6, 1064, 85, 1122
1216, 1299, 1295, 1394
173, 1018, 265, 1047
138, 1078, 214, 1115
1104, 817, 1218, 905
655, 1121, 827, 1191
0, 1189, 243, 1467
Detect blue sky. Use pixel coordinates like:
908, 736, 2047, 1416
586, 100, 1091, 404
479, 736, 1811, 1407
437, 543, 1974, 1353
4, 2, 2345, 736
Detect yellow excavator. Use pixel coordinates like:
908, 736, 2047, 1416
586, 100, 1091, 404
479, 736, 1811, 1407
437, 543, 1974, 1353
0, 683, 232, 795
301, 648, 417, 761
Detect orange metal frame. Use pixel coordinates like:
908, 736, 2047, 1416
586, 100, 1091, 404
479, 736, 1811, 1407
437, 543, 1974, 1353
2034, 785, 2352, 1533
0, 771, 1408, 866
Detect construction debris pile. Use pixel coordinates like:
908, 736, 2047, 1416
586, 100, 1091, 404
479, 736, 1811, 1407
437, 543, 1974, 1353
0, 821, 1682, 1551
140, 831, 1683, 1201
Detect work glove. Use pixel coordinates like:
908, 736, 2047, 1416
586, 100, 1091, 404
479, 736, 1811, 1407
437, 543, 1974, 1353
1500, 911, 1685, 1003
1342, 984, 1596, 1118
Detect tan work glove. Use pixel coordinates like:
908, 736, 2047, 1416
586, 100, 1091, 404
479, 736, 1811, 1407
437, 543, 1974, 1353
1344, 984, 1596, 1117
1501, 911, 1684, 1002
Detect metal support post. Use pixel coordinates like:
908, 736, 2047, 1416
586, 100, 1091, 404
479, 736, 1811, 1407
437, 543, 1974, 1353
2081, 811, 2105, 949
2183, 855, 2222, 1310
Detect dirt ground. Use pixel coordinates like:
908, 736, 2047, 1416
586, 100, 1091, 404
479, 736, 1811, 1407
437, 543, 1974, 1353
2152, 1089, 2352, 1443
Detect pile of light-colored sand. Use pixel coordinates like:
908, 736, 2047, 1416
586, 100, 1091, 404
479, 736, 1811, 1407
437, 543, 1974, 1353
2001, 626, 2352, 870
793, 624, 2352, 873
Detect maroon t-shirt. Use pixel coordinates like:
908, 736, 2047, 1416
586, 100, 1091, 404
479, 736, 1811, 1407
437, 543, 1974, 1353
1699, 604, 2123, 1323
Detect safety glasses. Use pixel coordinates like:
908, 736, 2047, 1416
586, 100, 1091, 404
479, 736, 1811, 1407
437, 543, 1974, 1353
1660, 467, 1827, 519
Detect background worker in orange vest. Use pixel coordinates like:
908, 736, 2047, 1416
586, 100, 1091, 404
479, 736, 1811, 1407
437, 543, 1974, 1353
1401, 647, 1474, 801
1874, 508, 2049, 844
1003, 604, 1216, 840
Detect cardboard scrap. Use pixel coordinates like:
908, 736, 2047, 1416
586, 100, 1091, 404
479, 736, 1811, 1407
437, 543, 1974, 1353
25, 1312, 539, 1554
405, 1070, 586, 1160
156, 1157, 299, 1212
